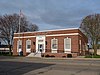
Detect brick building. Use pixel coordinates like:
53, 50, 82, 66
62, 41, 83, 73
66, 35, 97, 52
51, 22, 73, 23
13, 28, 88, 57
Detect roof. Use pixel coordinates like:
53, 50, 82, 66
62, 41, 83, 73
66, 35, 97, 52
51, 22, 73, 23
14, 28, 79, 34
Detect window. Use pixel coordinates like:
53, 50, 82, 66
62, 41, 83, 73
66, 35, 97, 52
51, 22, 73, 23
19, 45, 22, 49
18, 40, 22, 49
27, 45, 31, 49
64, 38, 71, 52
79, 40, 81, 50
17, 40, 22, 52
51, 38, 58, 50
26, 39, 31, 52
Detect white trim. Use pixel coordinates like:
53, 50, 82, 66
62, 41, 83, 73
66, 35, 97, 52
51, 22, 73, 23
64, 38, 71, 53
36, 35, 45, 53
17, 40, 22, 52
14, 33, 79, 39
51, 38, 58, 51
79, 40, 81, 50
14, 28, 79, 34
64, 51, 71, 53
14, 36, 36, 39
46, 33, 79, 37
26, 39, 31, 52
51, 50, 57, 53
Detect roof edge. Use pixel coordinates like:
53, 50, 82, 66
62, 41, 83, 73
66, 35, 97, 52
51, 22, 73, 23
14, 27, 79, 34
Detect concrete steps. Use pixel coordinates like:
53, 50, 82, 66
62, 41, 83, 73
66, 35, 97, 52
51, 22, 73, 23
26, 52, 41, 57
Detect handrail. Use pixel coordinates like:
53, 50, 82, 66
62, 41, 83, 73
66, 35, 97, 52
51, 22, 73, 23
34, 49, 44, 55
34, 50, 39, 55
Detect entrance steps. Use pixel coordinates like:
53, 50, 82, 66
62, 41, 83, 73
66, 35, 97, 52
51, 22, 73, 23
26, 52, 41, 57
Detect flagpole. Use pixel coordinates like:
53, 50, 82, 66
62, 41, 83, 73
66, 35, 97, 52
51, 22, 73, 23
18, 10, 24, 55
19, 10, 21, 33
18, 10, 21, 55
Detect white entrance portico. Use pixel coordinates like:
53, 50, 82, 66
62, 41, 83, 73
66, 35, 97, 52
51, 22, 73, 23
36, 35, 45, 53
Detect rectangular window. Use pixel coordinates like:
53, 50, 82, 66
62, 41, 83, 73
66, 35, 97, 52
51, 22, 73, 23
38, 40, 43, 42
17, 40, 22, 52
18, 40, 22, 49
19, 45, 22, 49
51, 38, 58, 50
27, 45, 31, 49
64, 38, 71, 53
26, 40, 31, 52
79, 40, 81, 50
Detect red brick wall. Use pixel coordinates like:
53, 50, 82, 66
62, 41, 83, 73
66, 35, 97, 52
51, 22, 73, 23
46, 37, 51, 52
14, 29, 79, 37
43, 53, 78, 58
13, 29, 88, 57
45, 35, 80, 53
13, 39, 18, 55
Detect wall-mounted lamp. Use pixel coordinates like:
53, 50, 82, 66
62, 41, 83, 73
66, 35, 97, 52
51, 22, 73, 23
45, 41, 47, 45
33, 42, 35, 45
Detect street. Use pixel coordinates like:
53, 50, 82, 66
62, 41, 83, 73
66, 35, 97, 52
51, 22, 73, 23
0, 56, 100, 75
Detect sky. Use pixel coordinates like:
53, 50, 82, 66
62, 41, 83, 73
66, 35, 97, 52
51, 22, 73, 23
0, 0, 100, 30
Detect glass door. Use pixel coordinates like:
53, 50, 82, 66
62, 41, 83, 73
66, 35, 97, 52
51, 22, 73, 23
38, 44, 43, 53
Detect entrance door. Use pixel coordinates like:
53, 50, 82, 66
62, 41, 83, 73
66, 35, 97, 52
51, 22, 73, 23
36, 35, 45, 53
38, 44, 44, 53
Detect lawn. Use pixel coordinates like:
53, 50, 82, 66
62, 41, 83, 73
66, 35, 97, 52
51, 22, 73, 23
85, 55, 100, 58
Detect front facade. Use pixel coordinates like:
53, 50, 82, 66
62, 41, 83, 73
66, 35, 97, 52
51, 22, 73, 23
13, 28, 88, 57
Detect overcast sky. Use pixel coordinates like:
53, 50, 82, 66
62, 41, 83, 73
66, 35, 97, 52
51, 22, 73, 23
0, 0, 100, 30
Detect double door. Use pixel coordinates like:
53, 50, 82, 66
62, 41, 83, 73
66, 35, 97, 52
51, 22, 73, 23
38, 44, 44, 53
36, 35, 45, 53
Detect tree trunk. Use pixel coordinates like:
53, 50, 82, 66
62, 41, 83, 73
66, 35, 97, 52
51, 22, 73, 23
93, 44, 97, 56
8, 40, 12, 55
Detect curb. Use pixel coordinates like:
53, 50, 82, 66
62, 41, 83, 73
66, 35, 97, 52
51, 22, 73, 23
41, 57, 100, 60
42, 61, 100, 67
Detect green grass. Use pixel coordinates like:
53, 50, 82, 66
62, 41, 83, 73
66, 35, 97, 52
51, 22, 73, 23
0, 52, 12, 56
85, 55, 100, 58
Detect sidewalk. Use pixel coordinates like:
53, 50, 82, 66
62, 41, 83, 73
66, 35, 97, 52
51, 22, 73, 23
41, 57, 100, 60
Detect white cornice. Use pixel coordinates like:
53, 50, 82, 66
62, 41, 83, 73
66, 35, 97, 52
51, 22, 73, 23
14, 33, 79, 39
14, 28, 79, 34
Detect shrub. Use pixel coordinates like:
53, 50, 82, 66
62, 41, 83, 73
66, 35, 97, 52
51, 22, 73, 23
62, 56, 66, 58
50, 55, 55, 57
45, 54, 50, 57
41, 54, 44, 57
45, 54, 55, 57
67, 54, 72, 58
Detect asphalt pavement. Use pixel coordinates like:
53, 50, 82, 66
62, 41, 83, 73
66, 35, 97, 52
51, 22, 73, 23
0, 56, 100, 75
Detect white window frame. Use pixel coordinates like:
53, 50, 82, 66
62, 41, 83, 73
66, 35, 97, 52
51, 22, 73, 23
51, 38, 58, 53
17, 40, 22, 52
26, 39, 31, 52
64, 37, 71, 53
79, 40, 81, 50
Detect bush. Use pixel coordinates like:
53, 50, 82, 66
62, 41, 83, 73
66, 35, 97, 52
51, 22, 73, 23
41, 54, 44, 57
45, 54, 50, 57
67, 54, 72, 58
93, 55, 100, 58
85, 55, 92, 58
50, 55, 55, 57
45, 54, 55, 57
62, 56, 66, 58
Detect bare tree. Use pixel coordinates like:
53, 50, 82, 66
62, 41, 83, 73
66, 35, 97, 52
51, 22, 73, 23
0, 13, 39, 55
80, 14, 100, 56
28, 23, 39, 31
